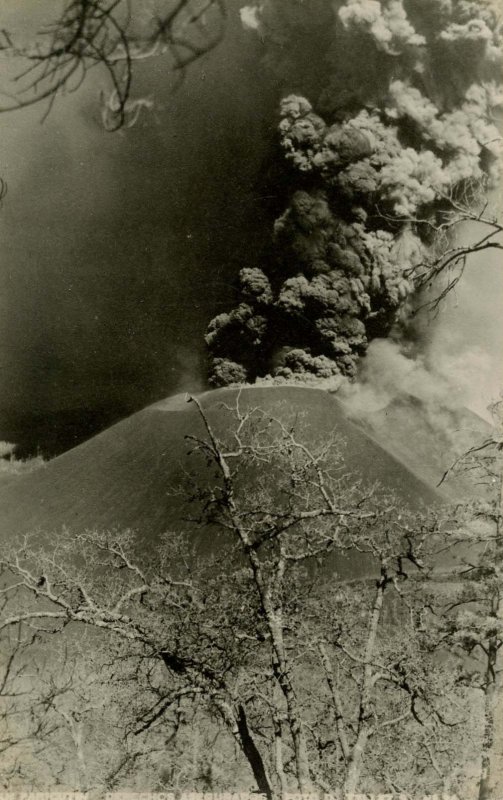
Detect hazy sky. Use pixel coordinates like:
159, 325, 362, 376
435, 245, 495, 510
0, 1, 279, 444
424, 227, 503, 421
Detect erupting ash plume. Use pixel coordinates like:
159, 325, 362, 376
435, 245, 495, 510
206, 0, 502, 387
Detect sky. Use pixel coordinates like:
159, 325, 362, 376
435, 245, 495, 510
0, 0, 501, 454
423, 220, 503, 421
0, 0, 282, 452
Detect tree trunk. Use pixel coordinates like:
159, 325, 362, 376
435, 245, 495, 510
478, 596, 503, 800
268, 609, 312, 792
192, 400, 311, 793
478, 474, 503, 800
343, 572, 386, 793
318, 642, 350, 765
237, 704, 275, 800
272, 706, 287, 797
343, 729, 372, 794
213, 696, 273, 800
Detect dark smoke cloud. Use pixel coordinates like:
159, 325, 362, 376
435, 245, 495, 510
206, 0, 502, 389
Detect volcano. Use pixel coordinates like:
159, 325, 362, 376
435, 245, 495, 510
0, 384, 498, 794
0, 384, 487, 544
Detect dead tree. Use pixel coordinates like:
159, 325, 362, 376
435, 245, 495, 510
0, 394, 485, 795
401, 181, 503, 313
435, 399, 503, 800
0, 0, 227, 130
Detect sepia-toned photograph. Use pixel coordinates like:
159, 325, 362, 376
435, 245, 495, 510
0, 1, 501, 798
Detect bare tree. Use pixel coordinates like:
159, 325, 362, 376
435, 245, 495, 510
0, 0, 227, 130
0, 394, 487, 796
0, 614, 227, 792
0, 624, 73, 789
400, 180, 503, 313
435, 399, 503, 800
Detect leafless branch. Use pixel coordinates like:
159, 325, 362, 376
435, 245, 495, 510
0, 0, 227, 130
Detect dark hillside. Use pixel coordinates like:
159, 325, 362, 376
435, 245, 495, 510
0, 385, 444, 544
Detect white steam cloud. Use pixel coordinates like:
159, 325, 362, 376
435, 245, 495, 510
339, 337, 499, 422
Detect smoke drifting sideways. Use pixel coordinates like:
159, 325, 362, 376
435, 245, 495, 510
206, 0, 502, 399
